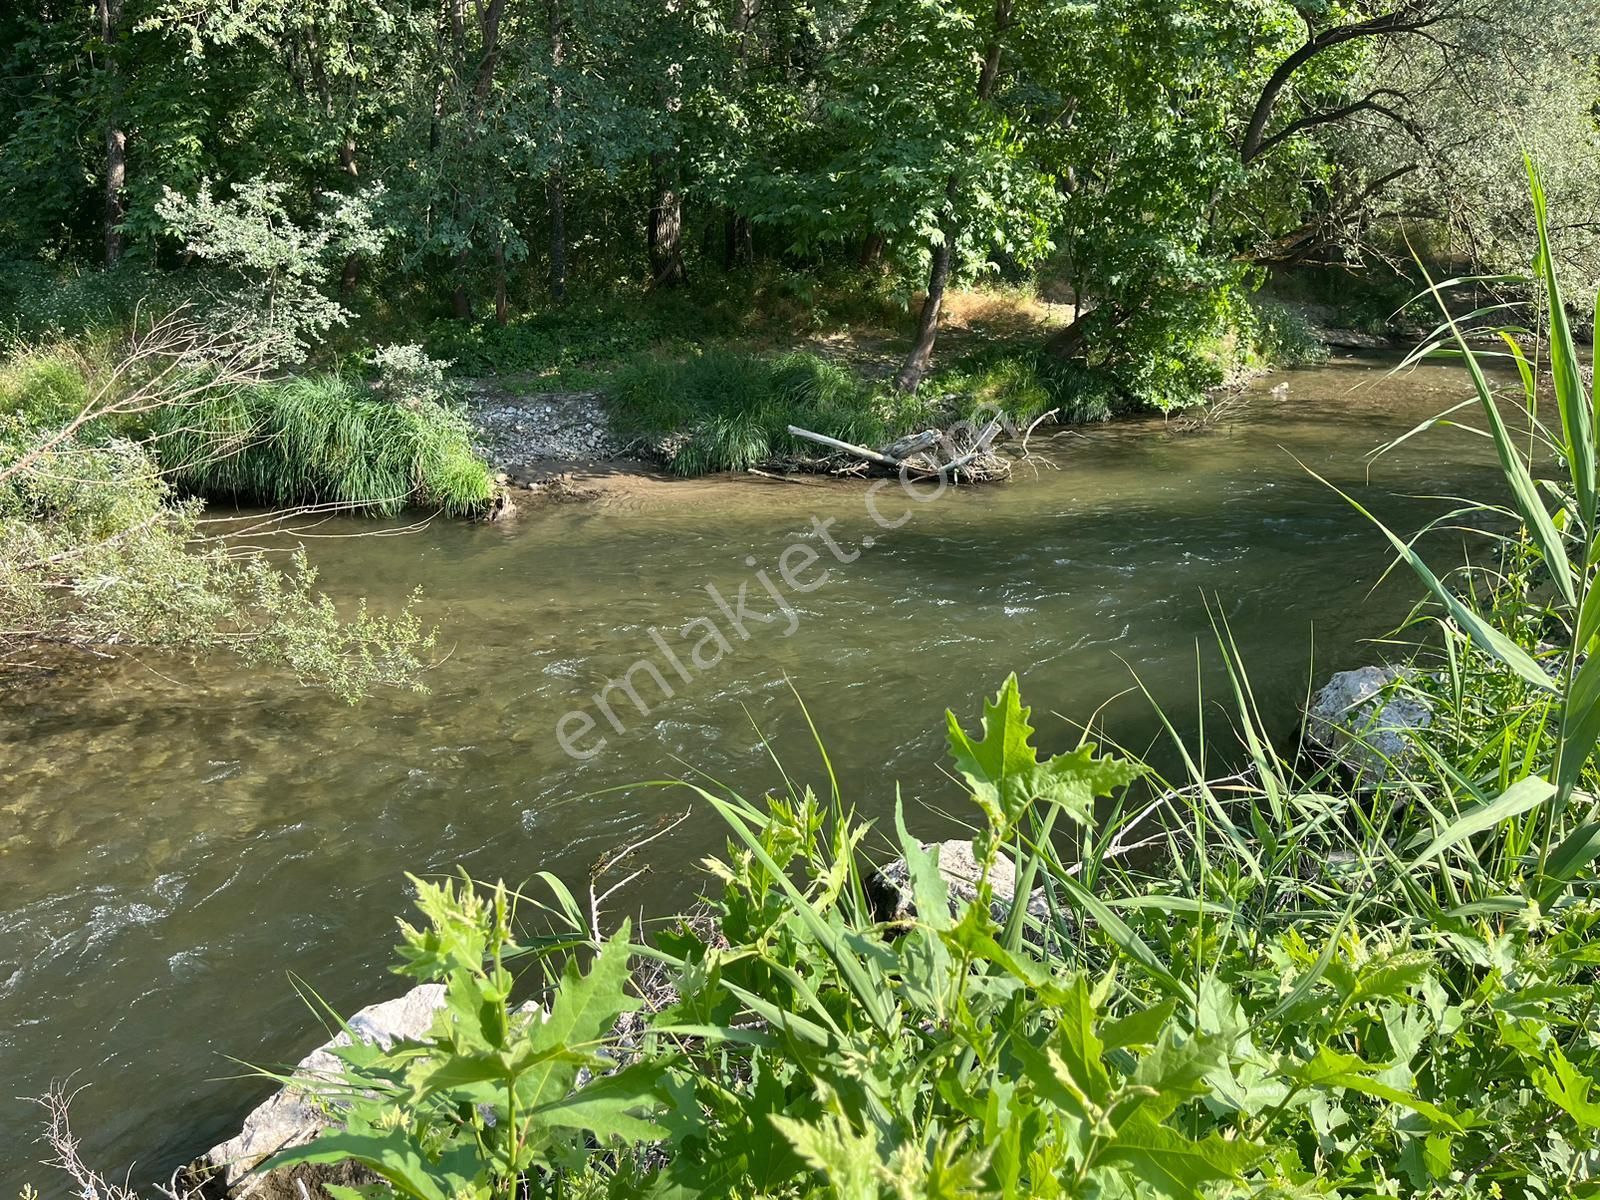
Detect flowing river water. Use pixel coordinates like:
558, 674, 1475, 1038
0, 355, 1504, 1185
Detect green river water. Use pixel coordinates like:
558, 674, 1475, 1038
0, 356, 1503, 1184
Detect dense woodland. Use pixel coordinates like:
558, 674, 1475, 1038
3, 0, 1599, 397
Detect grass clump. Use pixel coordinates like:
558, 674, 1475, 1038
0, 347, 95, 429
928, 345, 1123, 425
152, 373, 495, 515
609, 348, 896, 475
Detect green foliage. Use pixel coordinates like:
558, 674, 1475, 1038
0, 324, 492, 691
152, 372, 494, 515
1227, 294, 1330, 371
267, 874, 664, 1199
0, 424, 436, 701
12, 0, 1581, 405
0, 261, 189, 352
272, 650, 1600, 1197
608, 348, 905, 475
0, 348, 94, 428
156, 178, 387, 365
1346, 166, 1600, 895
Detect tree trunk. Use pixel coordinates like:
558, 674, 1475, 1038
547, 0, 567, 302
894, 217, 953, 392
723, 211, 752, 270
452, 248, 473, 320
859, 231, 885, 269
494, 241, 509, 326
648, 153, 686, 288
338, 135, 361, 293
98, 0, 126, 266
648, 0, 687, 289
548, 168, 568, 302
893, 0, 1011, 391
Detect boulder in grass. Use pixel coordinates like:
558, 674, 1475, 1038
871, 838, 1054, 928
1305, 666, 1433, 782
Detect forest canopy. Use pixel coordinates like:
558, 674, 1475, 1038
1, 0, 1597, 394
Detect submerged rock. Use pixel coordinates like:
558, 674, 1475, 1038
199, 983, 447, 1198
1306, 666, 1433, 782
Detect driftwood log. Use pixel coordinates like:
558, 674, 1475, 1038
783, 426, 905, 469
786, 418, 1016, 481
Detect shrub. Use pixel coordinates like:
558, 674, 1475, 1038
1238, 294, 1329, 368
929, 346, 1122, 425
0, 424, 435, 699
0, 348, 93, 428
156, 177, 387, 366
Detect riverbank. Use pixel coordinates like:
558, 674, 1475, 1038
463, 336, 1394, 510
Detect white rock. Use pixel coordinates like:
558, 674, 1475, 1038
874, 839, 1053, 927
1306, 666, 1432, 781
204, 983, 447, 1191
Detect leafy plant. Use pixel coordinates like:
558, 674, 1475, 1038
267, 874, 665, 1200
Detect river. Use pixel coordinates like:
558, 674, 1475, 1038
0, 355, 1502, 1186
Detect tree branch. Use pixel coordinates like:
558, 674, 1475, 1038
1240, 1, 1455, 164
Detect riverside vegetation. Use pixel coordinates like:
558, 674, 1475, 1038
66, 169, 1587, 1200
5, 0, 1598, 682
5, 0, 1600, 450
4, 0, 1600, 1191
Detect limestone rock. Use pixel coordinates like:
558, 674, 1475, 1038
202, 983, 447, 1195
1306, 666, 1432, 781
872, 838, 1053, 928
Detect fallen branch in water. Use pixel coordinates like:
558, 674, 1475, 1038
784, 425, 905, 469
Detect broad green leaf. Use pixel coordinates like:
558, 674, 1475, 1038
1098, 1114, 1261, 1198
528, 1061, 668, 1143
1128, 1028, 1226, 1123
946, 673, 1141, 830
515, 922, 639, 1110
1541, 820, 1600, 899
1102, 999, 1179, 1051
263, 1128, 470, 1200
894, 797, 951, 931
1285, 1047, 1462, 1130
1533, 1044, 1600, 1129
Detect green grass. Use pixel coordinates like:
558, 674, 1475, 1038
927, 345, 1125, 425
607, 342, 1146, 476
608, 348, 908, 475
0, 347, 94, 428
151, 374, 495, 515
404, 266, 913, 381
